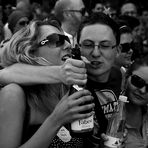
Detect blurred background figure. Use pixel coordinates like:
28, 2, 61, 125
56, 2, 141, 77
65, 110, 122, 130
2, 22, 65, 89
0, 5, 4, 43
92, 2, 104, 13
114, 24, 133, 91
115, 25, 133, 70
117, 15, 143, 61
120, 0, 139, 18
53, 0, 88, 46
8, 9, 31, 35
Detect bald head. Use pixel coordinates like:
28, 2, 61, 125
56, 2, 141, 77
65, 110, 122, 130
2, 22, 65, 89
54, 0, 85, 22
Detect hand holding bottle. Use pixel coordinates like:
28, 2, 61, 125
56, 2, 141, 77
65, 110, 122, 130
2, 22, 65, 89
51, 89, 95, 127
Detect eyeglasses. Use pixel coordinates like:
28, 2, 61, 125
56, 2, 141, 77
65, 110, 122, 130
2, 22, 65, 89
39, 33, 70, 48
131, 75, 148, 91
18, 20, 29, 26
64, 8, 86, 16
80, 40, 116, 51
120, 43, 132, 53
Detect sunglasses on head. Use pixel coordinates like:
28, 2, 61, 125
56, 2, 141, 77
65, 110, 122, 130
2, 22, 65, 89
120, 43, 132, 53
19, 20, 29, 26
131, 75, 148, 91
39, 33, 70, 47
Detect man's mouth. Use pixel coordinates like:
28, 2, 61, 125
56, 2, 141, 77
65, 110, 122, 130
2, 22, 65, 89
90, 61, 102, 67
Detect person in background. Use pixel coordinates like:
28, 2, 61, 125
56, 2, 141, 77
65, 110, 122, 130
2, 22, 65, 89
117, 14, 143, 61
2, 9, 31, 43
114, 25, 133, 91
8, 9, 31, 35
92, 2, 104, 13
114, 25, 133, 71
120, 0, 139, 18
2, 3, 14, 41
53, 0, 88, 46
0, 18, 94, 148
124, 55, 148, 147
0, 5, 4, 43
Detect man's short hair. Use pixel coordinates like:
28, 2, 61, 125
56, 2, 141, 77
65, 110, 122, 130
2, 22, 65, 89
77, 12, 120, 45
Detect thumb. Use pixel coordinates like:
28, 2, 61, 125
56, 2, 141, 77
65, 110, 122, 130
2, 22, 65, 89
81, 56, 90, 64
61, 89, 70, 101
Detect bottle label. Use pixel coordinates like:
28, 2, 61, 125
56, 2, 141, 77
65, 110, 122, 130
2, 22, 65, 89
57, 126, 71, 142
71, 115, 94, 131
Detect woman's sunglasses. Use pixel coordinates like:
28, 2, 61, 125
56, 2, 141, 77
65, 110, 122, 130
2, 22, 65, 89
131, 75, 148, 91
39, 33, 70, 47
120, 43, 133, 53
18, 20, 29, 26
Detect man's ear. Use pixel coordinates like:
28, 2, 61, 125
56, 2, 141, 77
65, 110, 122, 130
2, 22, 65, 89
63, 11, 71, 18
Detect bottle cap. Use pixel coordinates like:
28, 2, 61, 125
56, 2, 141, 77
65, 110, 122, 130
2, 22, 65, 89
119, 95, 129, 103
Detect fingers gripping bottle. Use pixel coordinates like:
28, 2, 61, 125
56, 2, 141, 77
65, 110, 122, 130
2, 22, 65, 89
69, 45, 94, 137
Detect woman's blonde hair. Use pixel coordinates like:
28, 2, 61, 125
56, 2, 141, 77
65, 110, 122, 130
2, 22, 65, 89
1, 19, 62, 67
0, 19, 66, 114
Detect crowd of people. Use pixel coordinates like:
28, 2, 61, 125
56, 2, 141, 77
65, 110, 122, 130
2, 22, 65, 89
0, 0, 148, 148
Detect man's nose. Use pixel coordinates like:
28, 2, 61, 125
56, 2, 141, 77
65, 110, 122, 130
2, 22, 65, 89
92, 45, 101, 56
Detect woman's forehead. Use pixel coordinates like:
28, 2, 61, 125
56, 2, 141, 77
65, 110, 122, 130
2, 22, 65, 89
132, 66, 148, 81
39, 25, 62, 41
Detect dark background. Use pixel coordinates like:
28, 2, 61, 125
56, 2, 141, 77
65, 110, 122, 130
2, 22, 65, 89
0, 0, 148, 12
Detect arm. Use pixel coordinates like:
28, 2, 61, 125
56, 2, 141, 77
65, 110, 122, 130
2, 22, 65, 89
20, 90, 94, 148
0, 58, 87, 86
0, 84, 94, 148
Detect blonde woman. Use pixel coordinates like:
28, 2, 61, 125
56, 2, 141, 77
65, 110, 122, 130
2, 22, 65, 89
0, 19, 94, 148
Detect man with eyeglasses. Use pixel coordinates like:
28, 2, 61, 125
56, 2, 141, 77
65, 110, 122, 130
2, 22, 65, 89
53, 0, 88, 47
76, 12, 123, 147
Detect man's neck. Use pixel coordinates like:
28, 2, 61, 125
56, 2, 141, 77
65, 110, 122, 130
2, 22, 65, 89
88, 72, 110, 83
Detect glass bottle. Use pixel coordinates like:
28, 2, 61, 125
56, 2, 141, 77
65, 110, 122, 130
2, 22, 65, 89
69, 45, 94, 137
104, 95, 128, 148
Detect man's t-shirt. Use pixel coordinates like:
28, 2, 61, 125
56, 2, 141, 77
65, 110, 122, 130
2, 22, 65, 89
86, 67, 122, 137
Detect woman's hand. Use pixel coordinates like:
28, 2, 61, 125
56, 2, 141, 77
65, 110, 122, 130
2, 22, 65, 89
51, 89, 95, 127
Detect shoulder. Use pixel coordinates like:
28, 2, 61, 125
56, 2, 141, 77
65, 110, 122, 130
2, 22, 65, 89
0, 83, 26, 112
